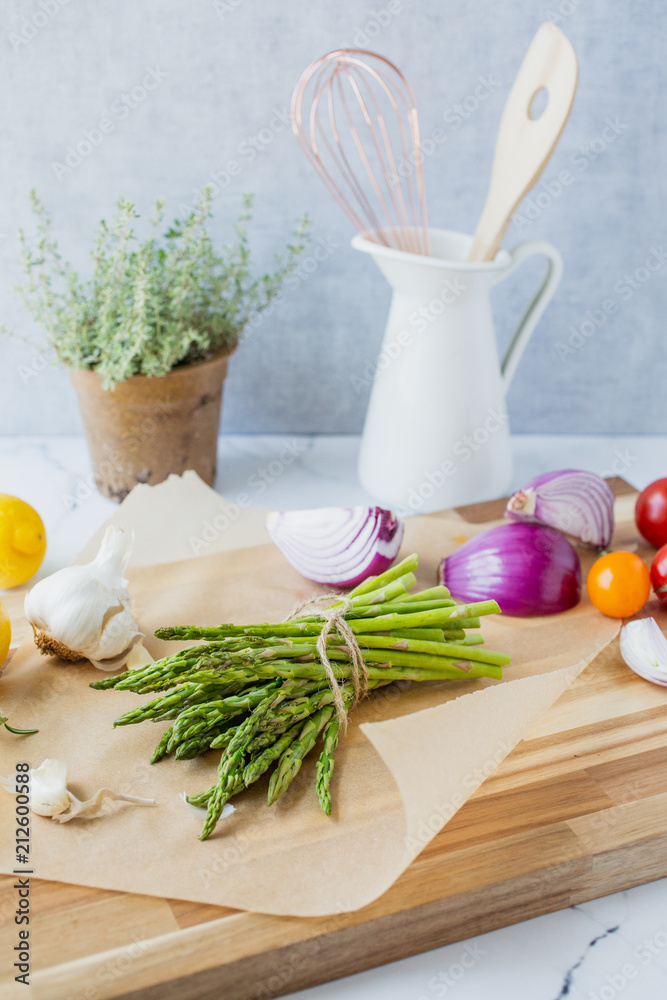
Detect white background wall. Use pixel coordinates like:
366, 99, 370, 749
0, 0, 665, 434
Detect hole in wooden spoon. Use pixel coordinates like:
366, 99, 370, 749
529, 87, 549, 120
528, 87, 549, 121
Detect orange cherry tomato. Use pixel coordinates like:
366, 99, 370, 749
586, 551, 651, 618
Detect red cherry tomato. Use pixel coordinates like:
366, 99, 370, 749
635, 478, 667, 548
586, 551, 651, 618
650, 543, 667, 606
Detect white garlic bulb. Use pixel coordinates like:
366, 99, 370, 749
25, 525, 145, 671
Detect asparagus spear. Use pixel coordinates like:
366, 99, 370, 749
152, 601, 496, 642
397, 585, 451, 603
345, 553, 420, 598
267, 706, 335, 805
186, 722, 306, 808
316, 714, 340, 815
167, 682, 280, 748
108, 657, 505, 699
113, 682, 239, 727
242, 724, 303, 785
175, 731, 230, 760
150, 726, 173, 764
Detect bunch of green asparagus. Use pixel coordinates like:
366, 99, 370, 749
91, 554, 510, 840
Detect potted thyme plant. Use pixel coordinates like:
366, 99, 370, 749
14, 190, 309, 501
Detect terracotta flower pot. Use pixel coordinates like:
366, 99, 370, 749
70, 352, 233, 502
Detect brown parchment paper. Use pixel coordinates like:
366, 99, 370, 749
0, 476, 619, 917
75, 470, 270, 566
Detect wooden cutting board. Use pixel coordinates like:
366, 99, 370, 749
2, 477, 667, 1000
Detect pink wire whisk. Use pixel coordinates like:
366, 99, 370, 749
291, 49, 430, 257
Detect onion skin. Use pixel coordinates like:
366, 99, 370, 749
505, 469, 614, 550
440, 523, 581, 617
266, 506, 404, 588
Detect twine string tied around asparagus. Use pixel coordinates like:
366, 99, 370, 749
284, 594, 368, 730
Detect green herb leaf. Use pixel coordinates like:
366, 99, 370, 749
10, 190, 311, 389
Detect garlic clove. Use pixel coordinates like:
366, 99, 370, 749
25, 526, 142, 670
89, 635, 155, 673
619, 617, 667, 686
88, 609, 142, 667
124, 640, 154, 671
87, 639, 141, 672
30, 758, 71, 817
4, 758, 155, 822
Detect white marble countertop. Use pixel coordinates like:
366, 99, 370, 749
2, 432, 667, 1000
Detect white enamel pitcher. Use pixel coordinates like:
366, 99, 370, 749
352, 227, 563, 513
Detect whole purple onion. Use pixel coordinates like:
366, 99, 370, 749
505, 469, 614, 549
440, 523, 581, 617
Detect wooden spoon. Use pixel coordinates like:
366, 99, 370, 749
468, 22, 578, 262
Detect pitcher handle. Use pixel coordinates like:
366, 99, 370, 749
500, 240, 563, 388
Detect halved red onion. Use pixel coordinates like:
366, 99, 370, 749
505, 469, 614, 549
266, 506, 404, 588
440, 523, 581, 616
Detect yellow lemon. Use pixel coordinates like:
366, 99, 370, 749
0, 495, 47, 589
0, 600, 11, 667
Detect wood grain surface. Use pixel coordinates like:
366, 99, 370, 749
3, 477, 666, 1000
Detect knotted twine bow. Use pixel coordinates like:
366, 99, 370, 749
284, 594, 369, 731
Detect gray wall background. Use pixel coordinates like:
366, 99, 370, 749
0, 0, 665, 435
